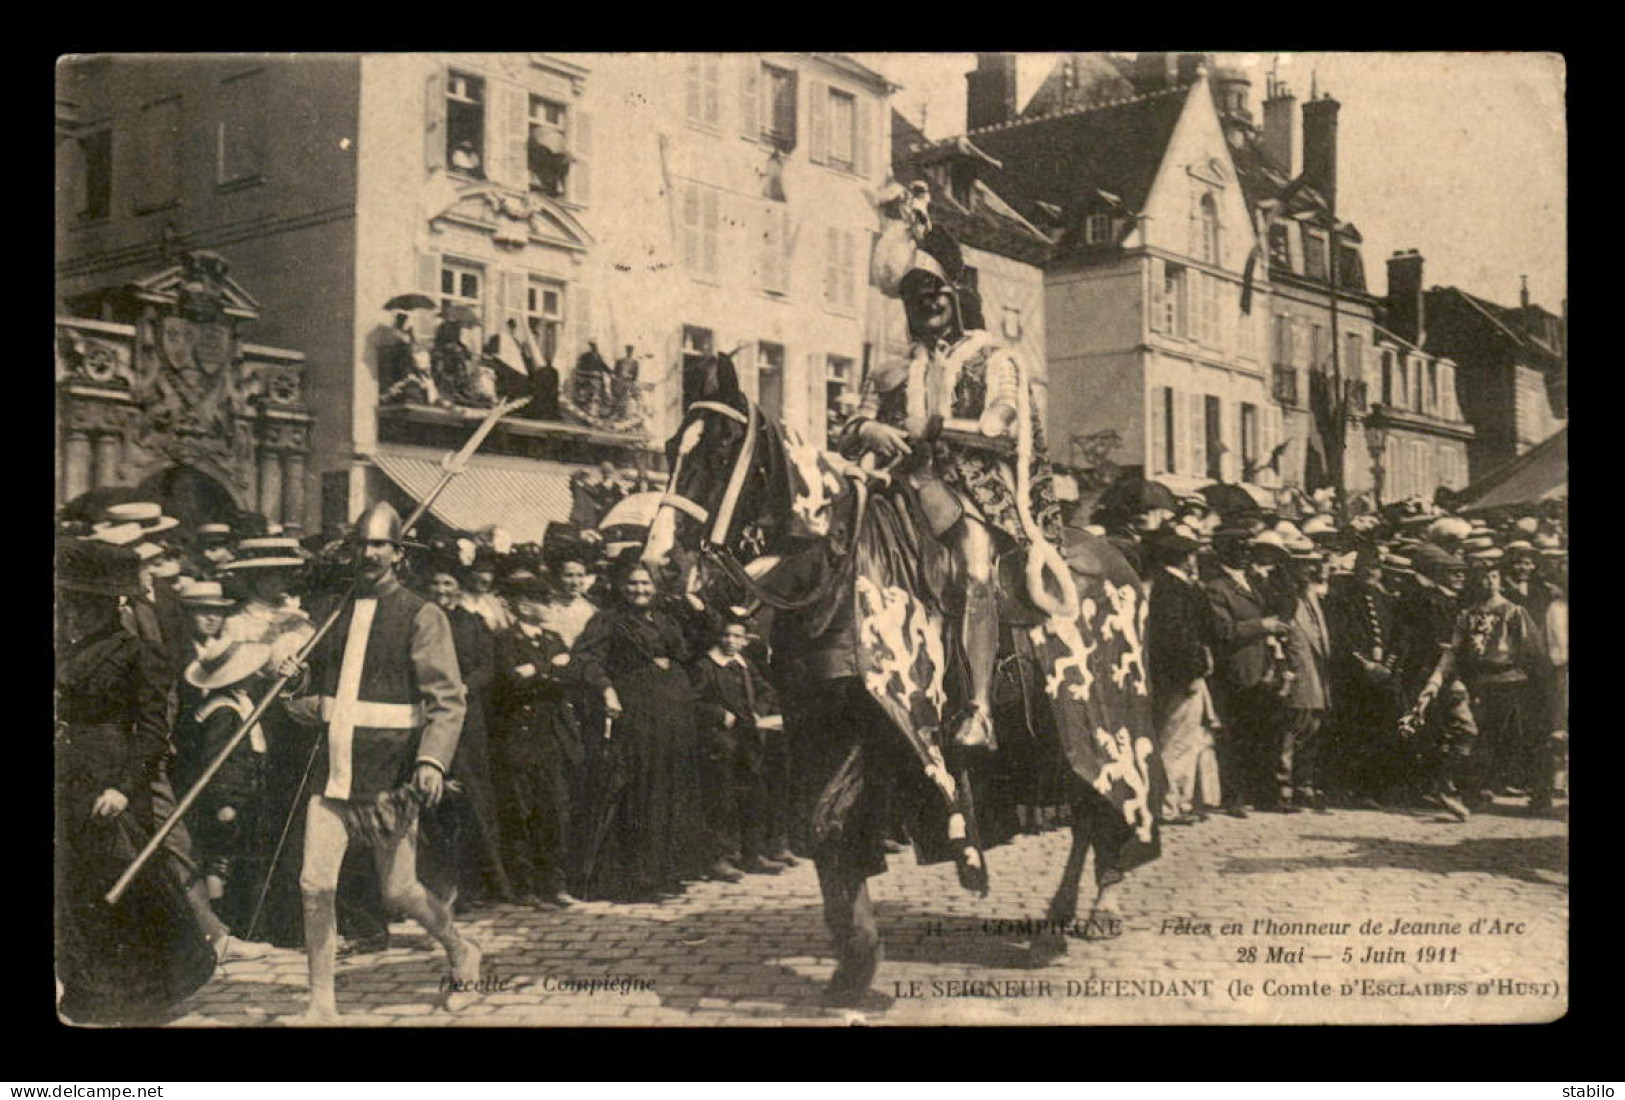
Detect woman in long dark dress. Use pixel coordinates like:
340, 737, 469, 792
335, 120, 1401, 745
55, 538, 216, 1024
573, 561, 705, 901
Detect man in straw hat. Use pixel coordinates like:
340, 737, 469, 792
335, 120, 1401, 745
1202, 523, 1294, 815
1145, 522, 1220, 825
276, 501, 480, 1021
1394, 544, 1479, 821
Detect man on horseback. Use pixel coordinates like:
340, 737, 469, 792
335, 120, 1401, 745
846, 184, 1065, 752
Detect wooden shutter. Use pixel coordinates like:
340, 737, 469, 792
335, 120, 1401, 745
735, 341, 758, 402
1149, 386, 1168, 475
808, 80, 828, 165
824, 227, 839, 304
1190, 392, 1207, 480
1148, 261, 1164, 335
568, 279, 594, 364
502, 270, 526, 341
740, 58, 760, 139
807, 351, 825, 444
417, 249, 441, 300
702, 186, 720, 277
854, 95, 872, 179
425, 68, 446, 173
571, 106, 592, 206
494, 82, 526, 190
1229, 400, 1243, 482
1171, 389, 1188, 475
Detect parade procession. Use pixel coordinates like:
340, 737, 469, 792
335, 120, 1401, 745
53, 52, 1567, 1027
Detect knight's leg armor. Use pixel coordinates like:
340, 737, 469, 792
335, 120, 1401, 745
948, 517, 998, 751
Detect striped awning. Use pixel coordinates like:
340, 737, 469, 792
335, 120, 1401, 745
372, 450, 577, 545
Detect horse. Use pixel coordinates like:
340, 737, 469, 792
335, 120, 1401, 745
642, 354, 1164, 1006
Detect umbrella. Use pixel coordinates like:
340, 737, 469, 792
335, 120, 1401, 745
384, 293, 437, 312
441, 304, 482, 326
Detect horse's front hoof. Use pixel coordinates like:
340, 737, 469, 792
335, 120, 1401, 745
1027, 933, 1069, 966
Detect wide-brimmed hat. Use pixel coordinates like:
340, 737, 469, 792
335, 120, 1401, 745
219, 537, 308, 571
1502, 540, 1540, 562
1300, 514, 1338, 542
1380, 550, 1416, 577
1412, 543, 1467, 575
1426, 516, 1473, 545
95, 502, 179, 539
56, 537, 142, 598
1249, 529, 1290, 555
184, 640, 272, 691
1534, 534, 1566, 557
176, 579, 236, 608
1458, 535, 1498, 556
1214, 516, 1266, 541
197, 523, 235, 546
1148, 521, 1204, 558
1467, 546, 1505, 565
499, 567, 553, 599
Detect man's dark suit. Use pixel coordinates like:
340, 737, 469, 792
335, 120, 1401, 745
1204, 567, 1288, 809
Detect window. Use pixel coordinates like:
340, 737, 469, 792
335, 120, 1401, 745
754, 63, 799, 147
1344, 333, 1364, 383
827, 89, 856, 169
131, 97, 180, 213
1197, 192, 1221, 265
759, 202, 790, 294
1156, 262, 1190, 338
1309, 323, 1327, 372
1240, 402, 1260, 482
1268, 222, 1291, 270
824, 227, 857, 312
1411, 355, 1425, 412
525, 278, 565, 366
1273, 314, 1293, 366
1337, 243, 1366, 290
681, 325, 715, 410
527, 95, 569, 197
757, 341, 785, 425
1150, 386, 1175, 475
1438, 362, 1460, 421
949, 163, 975, 209
1303, 229, 1328, 281
686, 55, 721, 128
439, 259, 486, 352
825, 354, 856, 446
680, 181, 721, 280
1085, 213, 1112, 245
1204, 395, 1223, 480
446, 71, 486, 178
1238, 289, 1257, 357
217, 69, 267, 187
1193, 274, 1222, 347
1381, 351, 1395, 405
75, 129, 112, 221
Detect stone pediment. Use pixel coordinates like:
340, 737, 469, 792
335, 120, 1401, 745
127, 250, 262, 321
429, 180, 594, 252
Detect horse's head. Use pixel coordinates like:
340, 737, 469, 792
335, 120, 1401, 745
644, 353, 774, 569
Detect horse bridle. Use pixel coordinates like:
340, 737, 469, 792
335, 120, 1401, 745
659, 399, 759, 549
656, 398, 869, 614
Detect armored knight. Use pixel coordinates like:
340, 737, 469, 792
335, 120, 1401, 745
842, 182, 1070, 749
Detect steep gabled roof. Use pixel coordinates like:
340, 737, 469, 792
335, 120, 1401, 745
1442, 287, 1564, 367
964, 84, 1193, 257
1019, 53, 1137, 120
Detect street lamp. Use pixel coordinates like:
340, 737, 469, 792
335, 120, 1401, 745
1364, 413, 1390, 507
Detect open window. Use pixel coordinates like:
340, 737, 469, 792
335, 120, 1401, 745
446, 71, 486, 179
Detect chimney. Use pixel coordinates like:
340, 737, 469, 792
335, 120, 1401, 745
1262, 75, 1298, 178
1301, 91, 1341, 212
966, 53, 1018, 131
1387, 250, 1425, 348
1520, 275, 1530, 309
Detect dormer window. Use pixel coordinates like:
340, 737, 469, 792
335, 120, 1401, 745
949, 162, 974, 209
1268, 223, 1291, 270
1198, 192, 1221, 264
1303, 228, 1329, 281
1084, 213, 1113, 245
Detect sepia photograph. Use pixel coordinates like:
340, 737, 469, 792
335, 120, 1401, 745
52, 50, 1567, 1028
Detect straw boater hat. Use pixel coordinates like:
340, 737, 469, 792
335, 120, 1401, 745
176, 579, 236, 608
1534, 533, 1566, 558
1249, 529, 1290, 556
94, 501, 180, 540
219, 537, 308, 571
197, 523, 234, 546
185, 640, 272, 691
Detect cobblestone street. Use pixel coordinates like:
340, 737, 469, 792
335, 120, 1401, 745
165, 798, 1567, 1027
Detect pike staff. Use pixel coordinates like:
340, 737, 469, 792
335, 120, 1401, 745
105, 398, 527, 907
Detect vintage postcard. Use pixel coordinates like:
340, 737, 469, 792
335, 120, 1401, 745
54, 50, 1567, 1027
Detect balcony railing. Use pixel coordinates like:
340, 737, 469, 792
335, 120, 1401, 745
1272, 363, 1299, 407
